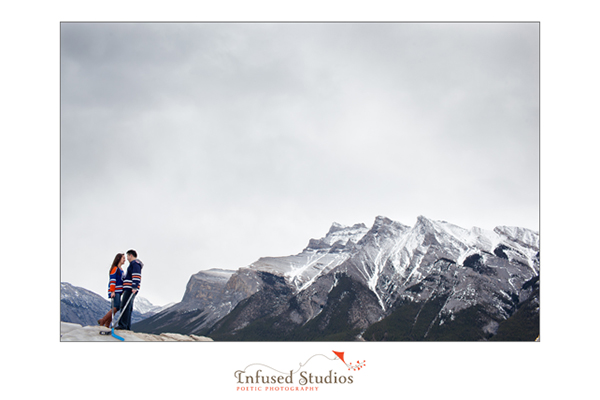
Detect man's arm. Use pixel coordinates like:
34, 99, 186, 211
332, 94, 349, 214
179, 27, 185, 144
132, 262, 142, 293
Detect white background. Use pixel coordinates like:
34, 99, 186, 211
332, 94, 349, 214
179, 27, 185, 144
1, 1, 598, 399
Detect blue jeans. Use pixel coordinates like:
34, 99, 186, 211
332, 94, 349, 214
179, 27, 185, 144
111, 292, 122, 309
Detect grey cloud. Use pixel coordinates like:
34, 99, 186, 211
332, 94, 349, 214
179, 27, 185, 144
61, 22, 539, 305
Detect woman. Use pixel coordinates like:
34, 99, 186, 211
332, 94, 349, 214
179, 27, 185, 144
98, 253, 125, 327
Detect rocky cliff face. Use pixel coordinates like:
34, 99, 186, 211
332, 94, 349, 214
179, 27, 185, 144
134, 216, 540, 341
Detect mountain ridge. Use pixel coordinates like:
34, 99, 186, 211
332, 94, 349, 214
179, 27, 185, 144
133, 215, 539, 341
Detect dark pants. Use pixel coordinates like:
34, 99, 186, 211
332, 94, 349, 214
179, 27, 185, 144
117, 290, 136, 330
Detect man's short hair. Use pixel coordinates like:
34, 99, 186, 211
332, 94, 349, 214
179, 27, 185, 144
127, 249, 138, 258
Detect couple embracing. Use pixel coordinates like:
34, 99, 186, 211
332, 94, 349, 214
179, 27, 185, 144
98, 249, 144, 331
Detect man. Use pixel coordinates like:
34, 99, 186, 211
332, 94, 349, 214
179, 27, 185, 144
117, 249, 144, 330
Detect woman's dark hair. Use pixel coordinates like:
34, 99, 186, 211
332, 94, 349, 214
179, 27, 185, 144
127, 249, 138, 258
111, 253, 124, 271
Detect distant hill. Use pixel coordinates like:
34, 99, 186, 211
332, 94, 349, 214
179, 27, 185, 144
60, 282, 162, 327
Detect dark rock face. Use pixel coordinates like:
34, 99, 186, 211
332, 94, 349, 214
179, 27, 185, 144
132, 268, 262, 335
134, 216, 540, 341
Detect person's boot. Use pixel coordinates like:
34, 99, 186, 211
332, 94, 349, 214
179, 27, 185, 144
98, 308, 115, 327
98, 310, 111, 326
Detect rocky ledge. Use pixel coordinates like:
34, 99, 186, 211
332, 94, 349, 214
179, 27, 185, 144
60, 322, 213, 342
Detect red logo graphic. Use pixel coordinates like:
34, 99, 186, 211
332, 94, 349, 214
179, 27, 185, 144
332, 351, 366, 371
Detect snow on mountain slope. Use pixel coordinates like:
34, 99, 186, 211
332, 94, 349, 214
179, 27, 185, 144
134, 296, 174, 315
238, 215, 539, 316
249, 223, 369, 291
134, 215, 539, 339
325, 215, 539, 315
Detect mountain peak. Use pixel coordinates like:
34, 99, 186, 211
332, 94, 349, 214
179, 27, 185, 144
327, 222, 347, 235
327, 222, 368, 235
367, 215, 410, 234
416, 215, 433, 224
305, 222, 369, 251
374, 215, 393, 225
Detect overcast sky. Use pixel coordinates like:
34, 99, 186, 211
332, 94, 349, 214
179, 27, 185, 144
60, 22, 539, 306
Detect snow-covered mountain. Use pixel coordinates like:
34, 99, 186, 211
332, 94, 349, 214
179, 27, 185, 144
134, 216, 540, 341
60, 282, 165, 327
339, 215, 538, 314
134, 296, 174, 316
250, 222, 369, 291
